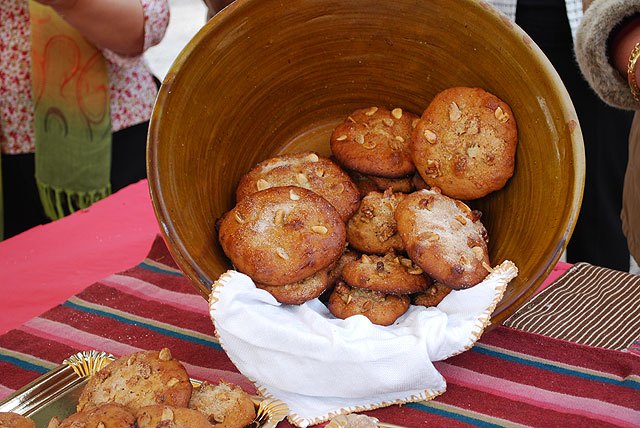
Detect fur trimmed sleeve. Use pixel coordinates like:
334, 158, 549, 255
575, 0, 640, 110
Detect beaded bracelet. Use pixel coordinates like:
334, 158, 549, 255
627, 41, 640, 102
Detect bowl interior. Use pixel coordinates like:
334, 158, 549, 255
148, 0, 585, 325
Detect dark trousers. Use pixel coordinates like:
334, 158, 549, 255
1, 119, 149, 239
516, 0, 633, 271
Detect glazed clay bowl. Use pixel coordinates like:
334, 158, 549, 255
148, 0, 585, 326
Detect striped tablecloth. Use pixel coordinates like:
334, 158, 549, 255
0, 236, 638, 427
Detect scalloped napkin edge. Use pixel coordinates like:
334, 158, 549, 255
209, 260, 518, 427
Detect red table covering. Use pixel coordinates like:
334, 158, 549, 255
0, 236, 638, 427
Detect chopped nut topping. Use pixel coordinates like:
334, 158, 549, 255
167, 377, 180, 387
307, 153, 319, 162
482, 261, 494, 273
296, 173, 309, 185
347, 116, 356, 123
424, 129, 438, 144
456, 200, 472, 213
355, 134, 365, 145
97, 423, 105, 428
455, 215, 467, 225
341, 292, 353, 304
256, 179, 270, 191
361, 254, 373, 264
408, 266, 424, 275
412, 118, 420, 128
383, 118, 394, 126
494, 106, 509, 123
362, 300, 373, 311
161, 407, 174, 421
362, 140, 377, 149
449, 101, 462, 121
424, 159, 442, 178
311, 225, 328, 234
391, 108, 403, 119
289, 189, 300, 200
276, 247, 289, 260
234, 211, 245, 224
336, 134, 348, 141
400, 257, 413, 268
421, 231, 440, 242
471, 246, 484, 260
315, 168, 325, 178
394, 135, 405, 143
467, 144, 481, 159
365, 106, 379, 116
332, 183, 345, 194
466, 117, 480, 134
158, 348, 172, 361
274, 209, 285, 225
418, 197, 434, 210
361, 205, 375, 219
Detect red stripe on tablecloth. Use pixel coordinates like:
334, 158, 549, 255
19, 317, 256, 394
73, 283, 212, 333
35, 306, 238, 374
144, 236, 182, 270
99, 275, 209, 316
0, 329, 80, 367
121, 266, 195, 293
445, 343, 638, 408
438, 363, 640, 426
0, 360, 42, 393
480, 327, 640, 379
365, 403, 472, 428
434, 383, 624, 428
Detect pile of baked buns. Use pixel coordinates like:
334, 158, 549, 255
0, 348, 257, 428
217, 86, 517, 326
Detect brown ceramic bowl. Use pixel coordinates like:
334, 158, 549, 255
148, 0, 585, 326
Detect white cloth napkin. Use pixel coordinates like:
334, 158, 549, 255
209, 260, 518, 427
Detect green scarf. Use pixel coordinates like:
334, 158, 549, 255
29, 2, 111, 221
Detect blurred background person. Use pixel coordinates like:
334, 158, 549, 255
0, 0, 169, 239
574, 0, 640, 268
487, 0, 635, 272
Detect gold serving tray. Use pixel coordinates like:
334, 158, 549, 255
0, 350, 288, 428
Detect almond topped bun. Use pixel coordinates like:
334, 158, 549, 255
411, 87, 517, 200
77, 348, 192, 413
330, 106, 419, 178
136, 405, 211, 428
189, 381, 256, 428
0, 412, 36, 428
59, 403, 135, 428
235, 152, 360, 221
218, 186, 346, 286
395, 188, 491, 289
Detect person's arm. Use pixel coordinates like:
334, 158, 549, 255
574, 0, 640, 110
35, 0, 145, 57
